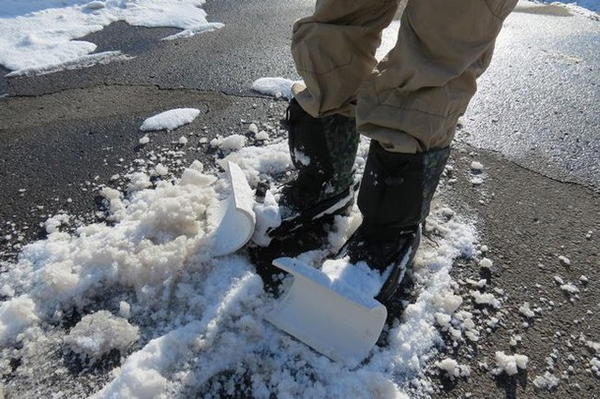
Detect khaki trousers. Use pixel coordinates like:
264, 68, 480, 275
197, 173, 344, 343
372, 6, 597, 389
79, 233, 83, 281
292, 0, 518, 153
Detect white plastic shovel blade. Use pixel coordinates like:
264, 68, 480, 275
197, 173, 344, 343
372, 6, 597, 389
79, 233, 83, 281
266, 257, 387, 365
211, 161, 256, 256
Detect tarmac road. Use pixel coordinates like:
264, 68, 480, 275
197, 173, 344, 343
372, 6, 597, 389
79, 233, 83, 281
0, 0, 598, 397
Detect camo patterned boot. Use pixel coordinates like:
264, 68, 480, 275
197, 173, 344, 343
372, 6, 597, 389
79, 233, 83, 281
268, 98, 360, 239
251, 99, 359, 287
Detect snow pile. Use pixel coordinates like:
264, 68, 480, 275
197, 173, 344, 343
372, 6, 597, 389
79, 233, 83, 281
0, 137, 480, 397
493, 351, 529, 376
0, 0, 223, 75
64, 311, 139, 359
251, 78, 300, 99
140, 108, 201, 131
533, 371, 560, 390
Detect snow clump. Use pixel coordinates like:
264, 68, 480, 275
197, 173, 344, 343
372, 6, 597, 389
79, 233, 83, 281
210, 134, 247, 151
493, 351, 529, 376
436, 358, 471, 379
533, 371, 560, 390
0, 296, 39, 345
64, 311, 139, 359
251, 77, 301, 99
140, 108, 201, 131
519, 302, 535, 318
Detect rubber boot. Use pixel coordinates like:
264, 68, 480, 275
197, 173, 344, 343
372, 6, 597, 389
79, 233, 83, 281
336, 140, 450, 309
269, 98, 360, 238
251, 99, 359, 290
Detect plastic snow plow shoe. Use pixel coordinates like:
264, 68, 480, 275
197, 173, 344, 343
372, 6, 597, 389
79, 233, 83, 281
210, 161, 256, 256
266, 257, 387, 365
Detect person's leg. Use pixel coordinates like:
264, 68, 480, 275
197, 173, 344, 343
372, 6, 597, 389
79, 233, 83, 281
266, 0, 403, 240
291, 0, 402, 118
340, 0, 518, 309
356, 0, 518, 153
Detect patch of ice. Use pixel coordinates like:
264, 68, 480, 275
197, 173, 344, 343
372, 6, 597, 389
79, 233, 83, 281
140, 108, 200, 132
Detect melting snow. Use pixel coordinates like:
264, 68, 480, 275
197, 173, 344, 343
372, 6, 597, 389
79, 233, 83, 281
140, 108, 201, 132
0, 136, 479, 397
0, 0, 223, 75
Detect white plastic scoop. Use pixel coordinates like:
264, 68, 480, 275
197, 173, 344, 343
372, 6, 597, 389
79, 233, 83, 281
210, 161, 256, 256
266, 257, 388, 366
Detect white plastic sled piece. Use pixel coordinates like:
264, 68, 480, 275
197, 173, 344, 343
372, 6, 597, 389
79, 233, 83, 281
266, 257, 388, 365
211, 161, 256, 256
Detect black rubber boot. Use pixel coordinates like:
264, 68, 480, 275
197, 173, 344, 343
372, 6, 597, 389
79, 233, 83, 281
250, 99, 359, 290
336, 140, 450, 310
267, 98, 360, 239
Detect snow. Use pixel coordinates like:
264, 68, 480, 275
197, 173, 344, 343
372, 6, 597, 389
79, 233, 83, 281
0, 0, 223, 75
0, 130, 481, 397
210, 134, 247, 151
0, 296, 39, 345
560, 282, 580, 294
64, 311, 139, 359
248, 123, 259, 134
533, 371, 560, 390
558, 255, 571, 266
255, 130, 270, 141
470, 161, 484, 172
293, 149, 311, 166
436, 358, 471, 379
494, 351, 529, 376
251, 190, 282, 247
140, 108, 201, 132
251, 78, 300, 99
471, 290, 501, 308
519, 302, 535, 318
479, 257, 493, 269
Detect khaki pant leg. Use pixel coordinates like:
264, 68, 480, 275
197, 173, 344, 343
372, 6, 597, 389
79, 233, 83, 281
356, 0, 518, 153
291, 0, 402, 118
